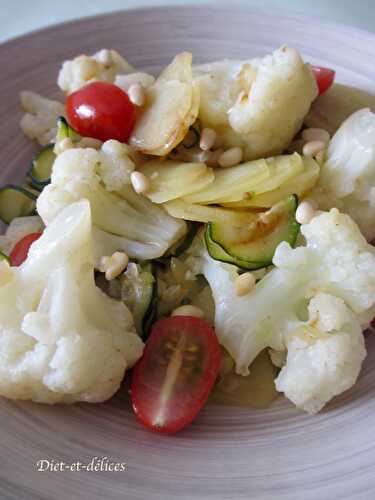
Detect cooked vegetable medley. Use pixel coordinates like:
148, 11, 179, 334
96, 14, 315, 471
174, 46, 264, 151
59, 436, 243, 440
1, 44, 374, 433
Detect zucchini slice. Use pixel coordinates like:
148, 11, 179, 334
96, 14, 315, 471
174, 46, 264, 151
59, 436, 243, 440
120, 262, 157, 338
0, 251, 9, 263
0, 185, 37, 224
56, 116, 81, 143
29, 144, 56, 188
205, 227, 258, 270
208, 195, 300, 270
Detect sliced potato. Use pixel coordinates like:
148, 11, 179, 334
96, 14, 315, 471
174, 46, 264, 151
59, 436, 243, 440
163, 199, 258, 225
224, 157, 320, 208
184, 153, 303, 205
130, 52, 200, 156
140, 159, 214, 203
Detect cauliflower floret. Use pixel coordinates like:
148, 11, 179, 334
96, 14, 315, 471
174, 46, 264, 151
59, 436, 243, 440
197, 209, 375, 413
58, 49, 134, 95
98, 140, 136, 191
20, 91, 65, 145
311, 108, 375, 241
194, 46, 318, 160
37, 147, 186, 261
0, 200, 143, 404
275, 294, 366, 413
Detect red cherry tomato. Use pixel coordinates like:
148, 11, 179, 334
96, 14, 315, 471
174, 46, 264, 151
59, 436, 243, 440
131, 316, 221, 434
311, 66, 335, 95
9, 232, 42, 266
66, 82, 136, 142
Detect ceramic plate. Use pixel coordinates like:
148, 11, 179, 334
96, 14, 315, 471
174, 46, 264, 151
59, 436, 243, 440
0, 6, 374, 500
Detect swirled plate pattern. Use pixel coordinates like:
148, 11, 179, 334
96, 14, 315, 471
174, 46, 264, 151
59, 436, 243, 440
0, 6, 374, 499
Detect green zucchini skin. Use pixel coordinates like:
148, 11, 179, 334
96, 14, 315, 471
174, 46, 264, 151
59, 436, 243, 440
206, 195, 300, 270
204, 226, 263, 270
0, 251, 9, 263
0, 185, 37, 224
29, 144, 56, 189
56, 116, 81, 142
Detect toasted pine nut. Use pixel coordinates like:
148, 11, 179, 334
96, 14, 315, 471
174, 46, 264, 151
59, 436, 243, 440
234, 272, 256, 296
218, 147, 243, 167
128, 83, 145, 107
171, 304, 205, 319
295, 201, 316, 225
207, 148, 224, 167
199, 128, 216, 151
100, 251, 129, 281
302, 128, 330, 144
130, 171, 150, 194
302, 140, 326, 157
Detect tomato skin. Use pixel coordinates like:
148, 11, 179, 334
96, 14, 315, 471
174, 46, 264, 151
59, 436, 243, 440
311, 66, 335, 95
9, 232, 42, 266
131, 316, 221, 434
66, 82, 136, 142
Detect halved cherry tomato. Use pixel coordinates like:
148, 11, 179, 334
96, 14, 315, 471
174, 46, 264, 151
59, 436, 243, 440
66, 82, 136, 142
9, 232, 42, 266
311, 66, 335, 95
131, 316, 221, 434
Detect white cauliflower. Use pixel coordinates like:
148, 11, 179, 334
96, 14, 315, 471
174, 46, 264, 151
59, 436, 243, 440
194, 46, 318, 160
311, 108, 375, 241
275, 293, 366, 413
198, 209, 375, 413
20, 91, 65, 145
0, 200, 143, 404
58, 49, 134, 95
37, 146, 186, 262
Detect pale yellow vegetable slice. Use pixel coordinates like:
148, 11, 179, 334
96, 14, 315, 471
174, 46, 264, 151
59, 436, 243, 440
130, 52, 199, 156
184, 153, 303, 205
163, 199, 258, 225
140, 160, 214, 203
224, 157, 320, 208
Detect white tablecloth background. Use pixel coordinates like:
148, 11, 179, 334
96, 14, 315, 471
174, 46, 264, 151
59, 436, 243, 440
2, 0, 375, 43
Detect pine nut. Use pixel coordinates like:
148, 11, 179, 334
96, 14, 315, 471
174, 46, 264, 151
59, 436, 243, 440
130, 171, 150, 194
128, 83, 145, 107
207, 148, 224, 167
100, 252, 129, 281
302, 128, 330, 144
218, 147, 243, 167
199, 128, 216, 151
171, 304, 204, 319
234, 272, 256, 296
295, 201, 316, 225
302, 140, 326, 157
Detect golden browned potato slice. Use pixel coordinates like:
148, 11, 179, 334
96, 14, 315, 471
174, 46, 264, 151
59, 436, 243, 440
130, 52, 200, 156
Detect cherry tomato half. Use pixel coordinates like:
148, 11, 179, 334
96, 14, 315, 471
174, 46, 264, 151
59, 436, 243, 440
131, 316, 221, 434
66, 82, 136, 143
311, 66, 335, 96
9, 232, 42, 266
